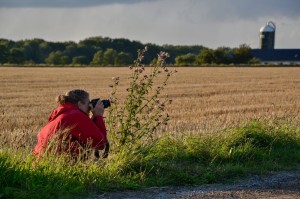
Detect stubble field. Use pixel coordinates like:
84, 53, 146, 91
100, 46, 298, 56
1, 66, 300, 149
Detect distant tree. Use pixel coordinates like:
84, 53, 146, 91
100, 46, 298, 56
0, 39, 15, 63
74, 43, 95, 63
23, 39, 45, 63
60, 56, 70, 65
47, 41, 66, 53
91, 50, 104, 65
197, 49, 215, 64
213, 47, 232, 64
0, 44, 9, 63
103, 48, 118, 66
45, 51, 69, 65
163, 44, 206, 63
175, 53, 197, 65
143, 43, 161, 64
232, 44, 253, 64
72, 56, 89, 65
39, 42, 53, 63
115, 52, 133, 66
64, 42, 77, 58
79, 37, 102, 47
9, 48, 25, 63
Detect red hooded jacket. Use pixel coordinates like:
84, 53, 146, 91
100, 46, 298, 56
33, 102, 107, 156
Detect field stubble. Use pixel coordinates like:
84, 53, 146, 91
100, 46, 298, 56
1, 66, 300, 149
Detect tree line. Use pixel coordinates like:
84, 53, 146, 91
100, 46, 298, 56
0, 36, 257, 66
175, 44, 260, 65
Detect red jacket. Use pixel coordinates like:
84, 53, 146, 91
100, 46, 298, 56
33, 102, 107, 156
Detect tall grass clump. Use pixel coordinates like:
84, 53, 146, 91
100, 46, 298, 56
135, 119, 300, 186
106, 47, 177, 150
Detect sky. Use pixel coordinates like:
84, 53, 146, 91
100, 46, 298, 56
0, 0, 299, 49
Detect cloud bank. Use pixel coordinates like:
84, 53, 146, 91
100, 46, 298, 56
0, 0, 157, 8
0, 0, 299, 48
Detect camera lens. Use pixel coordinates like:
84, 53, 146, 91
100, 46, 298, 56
90, 98, 111, 109
102, 100, 111, 108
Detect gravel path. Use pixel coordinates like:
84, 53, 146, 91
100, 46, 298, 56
92, 170, 300, 199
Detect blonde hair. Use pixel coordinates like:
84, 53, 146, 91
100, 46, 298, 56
56, 89, 89, 106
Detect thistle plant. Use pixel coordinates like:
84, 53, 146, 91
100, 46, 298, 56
106, 47, 176, 150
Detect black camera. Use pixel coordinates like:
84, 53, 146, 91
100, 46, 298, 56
90, 98, 111, 109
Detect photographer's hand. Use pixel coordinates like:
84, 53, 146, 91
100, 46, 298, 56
91, 100, 104, 117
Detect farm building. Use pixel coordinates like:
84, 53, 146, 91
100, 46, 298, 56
251, 21, 300, 64
251, 49, 300, 64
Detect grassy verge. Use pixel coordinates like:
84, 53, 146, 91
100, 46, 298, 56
1, 119, 300, 198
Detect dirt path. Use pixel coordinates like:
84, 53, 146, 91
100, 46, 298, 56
92, 170, 300, 199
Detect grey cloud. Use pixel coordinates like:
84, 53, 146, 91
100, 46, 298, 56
0, 0, 156, 8
205, 0, 300, 20
158, 0, 300, 27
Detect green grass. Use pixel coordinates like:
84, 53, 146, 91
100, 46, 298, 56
1, 119, 300, 198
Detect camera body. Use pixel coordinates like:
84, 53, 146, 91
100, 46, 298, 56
90, 98, 111, 109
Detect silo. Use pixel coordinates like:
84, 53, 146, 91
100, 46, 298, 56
259, 21, 276, 49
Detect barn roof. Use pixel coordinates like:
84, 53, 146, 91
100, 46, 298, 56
251, 49, 300, 62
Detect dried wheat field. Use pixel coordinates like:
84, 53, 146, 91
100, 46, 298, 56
1, 66, 300, 148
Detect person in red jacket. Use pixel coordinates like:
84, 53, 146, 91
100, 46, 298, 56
33, 89, 107, 158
